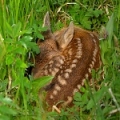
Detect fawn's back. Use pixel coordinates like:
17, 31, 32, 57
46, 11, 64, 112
32, 12, 101, 110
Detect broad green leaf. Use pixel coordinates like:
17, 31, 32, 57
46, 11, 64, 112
35, 32, 44, 40
32, 76, 53, 92
74, 92, 82, 101
19, 28, 32, 35
82, 17, 91, 29
14, 47, 26, 55
12, 22, 21, 38
5, 22, 13, 38
86, 97, 95, 110
6, 54, 14, 65
0, 105, 17, 115
94, 10, 103, 17
16, 59, 27, 68
19, 36, 40, 53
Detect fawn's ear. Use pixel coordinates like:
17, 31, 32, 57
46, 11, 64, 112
58, 22, 74, 49
43, 12, 53, 39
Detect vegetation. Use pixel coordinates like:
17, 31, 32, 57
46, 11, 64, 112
0, 0, 120, 120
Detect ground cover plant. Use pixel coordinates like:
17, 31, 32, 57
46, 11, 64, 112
0, 0, 120, 120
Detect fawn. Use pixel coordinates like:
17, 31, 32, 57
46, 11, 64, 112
32, 12, 101, 111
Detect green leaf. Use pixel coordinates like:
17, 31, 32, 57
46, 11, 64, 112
74, 92, 82, 102
19, 28, 32, 35
35, 32, 44, 39
94, 10, 103, 17
19, 36, 33, 49
0, 96, 12, 104
81, 17, 91, 29
15, 47, 26, 55
32, 76, 53, 92
12, 22, 21, 38
6, 54, 14, 65
5, 22, 13, 38
87, 97, 94, 110
19, 36, 40, 53
16, 59, 27, 68
0, 105, 17, 115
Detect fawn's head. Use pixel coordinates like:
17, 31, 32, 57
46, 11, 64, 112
33, 12, 75, 78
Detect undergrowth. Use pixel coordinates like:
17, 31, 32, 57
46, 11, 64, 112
0, 0, 120, 120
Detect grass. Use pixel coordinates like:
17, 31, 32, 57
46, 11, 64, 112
0, 0, 120, 120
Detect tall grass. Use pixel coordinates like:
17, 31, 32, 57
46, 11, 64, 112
0, 0, 120, 120
0, 0, 51, 119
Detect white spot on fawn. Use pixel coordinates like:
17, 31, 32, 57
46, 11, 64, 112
73, 88, 79, 95
75, 55, 82, 59
54, 68, 59, 73
93, 57, 96, 62
59, 59, 64, 64
89, 64, 93, 68
85, 74, 89, 79
68, 49, 73, 56
81, 79, 86, 86
90, 33, 94, 38
72, 59, 78, 63
63, 96, 73, 106
65, 69, 72, 73
77, 43, 82, 48
51, 71, 56, 76
93, 39, 96, 43
56, 63, 61, 67
78, 46, 82, 51
49, 60, 53, 64
70, 64, 76, 69
92, 61, 95, 66
64, 72, 69, 79
58, 75, 67, 85
76, 38, 81, 43
44, 70, 48, 75
88, 68, 91, 73
53, 90, 58, 95
55, 84, 61, 91
50, 95, 54, 99
75, 51, 82, 58
93, 48, 97, 57
77, 84, 81, 89
76, 51, 82, 55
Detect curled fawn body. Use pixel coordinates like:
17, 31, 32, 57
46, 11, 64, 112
32, 12, 101, 110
